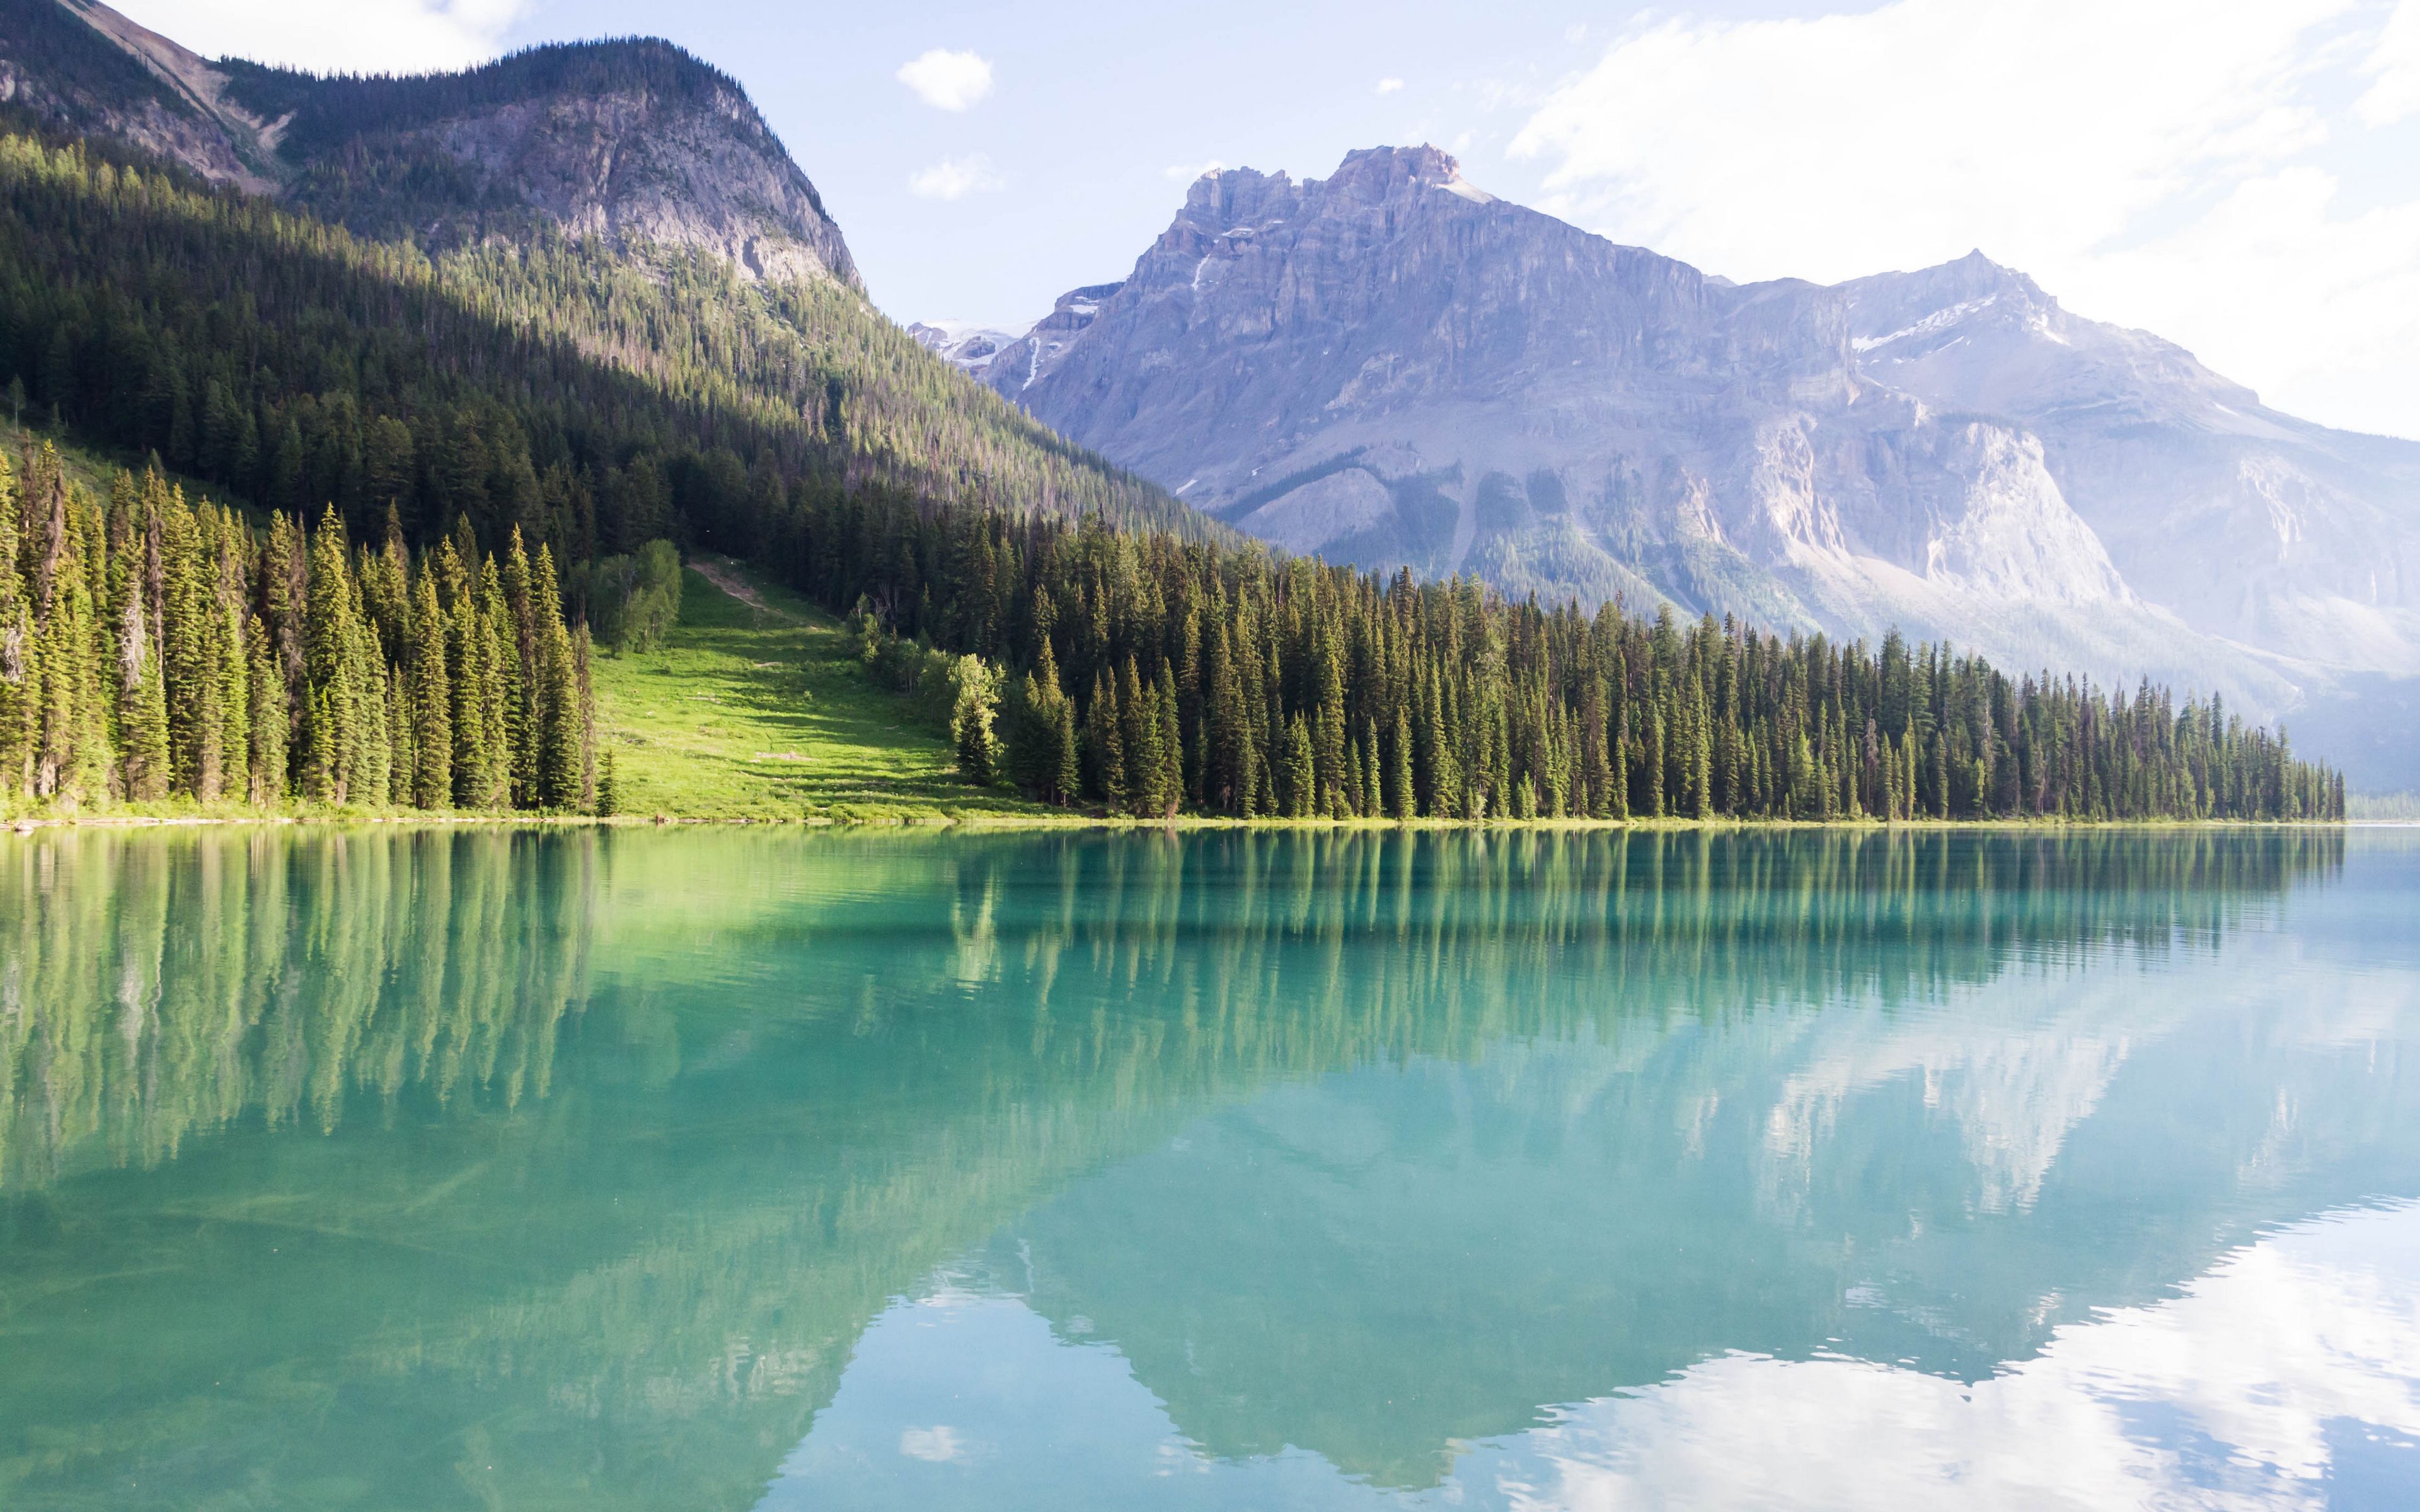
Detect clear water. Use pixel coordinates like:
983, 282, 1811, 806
2, 827, 2416, 1510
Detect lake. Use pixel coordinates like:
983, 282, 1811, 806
1, 825, 2415, 1509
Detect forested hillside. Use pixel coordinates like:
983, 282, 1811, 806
756, 489, 2342, 822
0, 125, 1204, 587
0, 27, 2342, 823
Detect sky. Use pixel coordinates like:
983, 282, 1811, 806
105, 0, 2420, 440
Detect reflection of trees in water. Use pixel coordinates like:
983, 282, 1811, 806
0, 829, 594, 1191
0, 825, 2358, 1509
938, 827, 2346, 1090
0, 827, 2341, 1192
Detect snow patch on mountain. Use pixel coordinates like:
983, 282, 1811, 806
908, 321, 1023, 375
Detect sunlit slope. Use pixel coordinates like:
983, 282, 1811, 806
588, 562, 1047, 821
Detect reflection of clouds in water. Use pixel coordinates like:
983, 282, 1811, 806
1763, 937, 2412, 1218
1496, 1203, 2420, 1510
899, 1426, 965, 1462
1762, 963, 2164, 1215
766, 1204, 2420, 1509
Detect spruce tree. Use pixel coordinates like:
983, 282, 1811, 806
575, 624, 597, 811
517, 543, 585, 809
1361, 720, 1384, 818
475, 554, 515, 809
406, 565, 451, 807
1388, 719, 1414, 820
113, 541, 170, 801
0, 450, 23, 798
1153, 665, 1183, 818
501, 530, 539, 806
245, 613, 284, 803
950, 654, 1000, 785
1086, 673, 1126, 811
1282, 714, 1315, 819
1118, 656, 1156, 816
303, 508, 357, 803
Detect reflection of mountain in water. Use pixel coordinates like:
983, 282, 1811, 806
994, 917, 2419, 1489
0, 826, 2401, 1511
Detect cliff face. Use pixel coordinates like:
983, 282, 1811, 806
986, 146, 2420, 768
0, 0, 860, 289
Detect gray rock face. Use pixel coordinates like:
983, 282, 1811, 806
3, 0, 858, 289
401, 84, 859, 288
907, 321, 1024, 376
989, 146, 2420, 779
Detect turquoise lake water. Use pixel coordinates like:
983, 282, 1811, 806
1, 826, 2415, 1509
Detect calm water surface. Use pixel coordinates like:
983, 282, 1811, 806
2, 827, 2416, 1509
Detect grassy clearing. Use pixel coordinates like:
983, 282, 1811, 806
589, 557, 1051, 822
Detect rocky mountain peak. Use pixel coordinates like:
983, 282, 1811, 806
1, 1, 860, 289
1172, 144, 1490, 232
978, 144, 2420, 782
1317, 143, 1488, 204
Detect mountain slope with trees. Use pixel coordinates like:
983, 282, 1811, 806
980, 147, 2417, 791
0, 7, 2341, 823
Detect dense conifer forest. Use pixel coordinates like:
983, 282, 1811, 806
0, 125, 1202, 578
0, 120, 2343, 822
0, 445, 596, 811
781, 498, 2342, 822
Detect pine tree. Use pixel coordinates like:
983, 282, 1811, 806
502, 529, 539, 806
1118, 656, 1157, 816
406, 564, 451, 807
211, 509, 250, 801
574, 625, 597, 810
1153, 665, 1183, 818
1282, 713, 1316, 819
0, 449, 23, 799
112, 512, 170, 801
302, 508, 357, 803
475, 554, 515, 809
1387, 718, 1414, 820
1086, 673, 1126, 811
1051, 696, 1080, 807
1361, 720, 1384, 818
531, 544, 580, 808
950, 653, 1000, 785
245, 613, 284, 803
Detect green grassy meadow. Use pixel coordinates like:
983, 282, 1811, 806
590, 558, 1049, 822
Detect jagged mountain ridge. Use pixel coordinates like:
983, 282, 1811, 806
908, 319, 1023, 375
983, 146, 2420, 778
0, 0, 859, 287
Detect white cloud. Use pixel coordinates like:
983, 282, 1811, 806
909, 154, 1004, 202
1163, 159, 1228, 181
1375, 77, 1405, 94
1509, 0, 2420, 436
897, 1425, 964, 1462
110, 0, 529, 74
1497, 1203, 2420, 1508
2360, 0, 2420, 124
896, 48, 994, 112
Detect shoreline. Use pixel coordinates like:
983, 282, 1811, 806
3, 811, 2375, 834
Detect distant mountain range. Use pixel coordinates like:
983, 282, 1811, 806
974, 146, 2420, 786
2, 0, 2406, 786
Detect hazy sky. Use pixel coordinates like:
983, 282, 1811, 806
107, 1, 2420, 440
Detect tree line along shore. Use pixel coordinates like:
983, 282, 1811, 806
0, 438, 2341, 827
